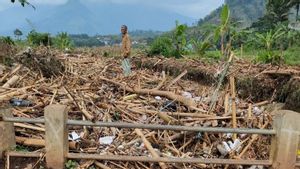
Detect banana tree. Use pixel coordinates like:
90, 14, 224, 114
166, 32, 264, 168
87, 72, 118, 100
214, 4, 230, 55
173, 21, 188, 58
255, 28, 285, 50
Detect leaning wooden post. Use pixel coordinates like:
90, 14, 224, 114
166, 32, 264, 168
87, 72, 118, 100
0, 108, 16, 159
45, 105, 68, 169
271, 110, 300, 169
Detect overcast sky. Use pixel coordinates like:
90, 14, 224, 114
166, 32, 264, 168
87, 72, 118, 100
0, 0, 224, 19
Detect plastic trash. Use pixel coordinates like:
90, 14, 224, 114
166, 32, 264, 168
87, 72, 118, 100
182, 91, 192, 99
253, 106, 263, 115
10, 98, 32, 107
99, 136, 115, 145
217, 144, 228, 156
248, 165, 263, 169
155, 96, 162, 100
68, 131, 80, 141
195, 132, 202, 139
229, 139, 241, 151
161, 100, 177, 112
193, 97, 202, 102
222, 141, 231, 152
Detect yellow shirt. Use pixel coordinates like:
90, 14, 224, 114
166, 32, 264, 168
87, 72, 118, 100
122, 33, 131, 57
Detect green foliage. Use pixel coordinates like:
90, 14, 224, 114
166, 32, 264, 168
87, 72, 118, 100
15, 145, 29, 152
54, 32, 73, 50
256, 50, 283, 64
148, 36, 175, 57
173, 21, 188, 57
192, 39, 212, 57
214, 4, 231, 54
254, 28, 285, 50
14, 29, 23, 38
0, 36, 15, 45
70, 34, 105, 47
284, 46, 300, 65
27, 30, 52, 46
65, 160, 78, 169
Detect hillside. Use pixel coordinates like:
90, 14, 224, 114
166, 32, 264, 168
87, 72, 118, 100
198, 0, 266, 28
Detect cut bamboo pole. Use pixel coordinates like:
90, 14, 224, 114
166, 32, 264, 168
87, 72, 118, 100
135, 129, 168, 169
165, 70, 187, 89
155, 71, 166, 90
14, 123, 45, 132
230, 76, 237, 140
94, 161, 112, 169
0, 64, 22, 83
247, 103, 252, 123
2, 75, 20, 88
15, 137, 79, 150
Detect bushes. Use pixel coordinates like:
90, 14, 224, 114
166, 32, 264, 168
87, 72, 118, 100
148, 37, 176, 57
27, 30, 52, 46
53, 32, 73, 50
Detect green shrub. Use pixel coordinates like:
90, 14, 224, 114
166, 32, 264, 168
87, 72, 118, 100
27, 30, 52, 46
256, 50, 283, 64
65, 160, 78, 169
54, 32, 73, 50
148, 37, 177, 57
0, 36, 15, 45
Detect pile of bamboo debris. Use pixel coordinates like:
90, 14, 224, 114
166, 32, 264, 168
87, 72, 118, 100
0, 51, 276, 169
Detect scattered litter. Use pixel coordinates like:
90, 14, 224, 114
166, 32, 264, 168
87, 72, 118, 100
193, 96, 202, 102
10, 98, 32, 107
248, 165, 264, 169
182, 91, 192, 99
99, 136, 115, 145
229, 139, 242, 151
195, 132, 202, 139
155, 96, 162, 100
253, 106, 263, 115
68, 131, 80, 141
161, 100, 177, 112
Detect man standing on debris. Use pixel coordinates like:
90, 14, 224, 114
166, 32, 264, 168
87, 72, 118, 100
121, 25, 132, 76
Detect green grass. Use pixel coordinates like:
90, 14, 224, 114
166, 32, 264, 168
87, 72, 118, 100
235, 47, 300, 65
283, 47, 300, 65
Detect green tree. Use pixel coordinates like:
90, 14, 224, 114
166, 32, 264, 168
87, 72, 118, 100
54, 32, 73, 50
14, 29, 23, 40
172, 21, 188, 58
214, 4, 230, 55
255, 28, 285, 50
27, 30, 52, 46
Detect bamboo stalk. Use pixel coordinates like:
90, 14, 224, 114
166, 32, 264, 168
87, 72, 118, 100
2, 75, 20, 88
94, 161, 112, 169
0, 64, 22, 83
14, 123, 45, 132
135, 129, 168, 169
165, 70, 187, 89
230, 76, 237, 140
15, 137, 79, 150
155, 71, 166, 90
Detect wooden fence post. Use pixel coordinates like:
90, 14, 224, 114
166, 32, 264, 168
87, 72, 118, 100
45, 105, 68, 169
0, 108, 16, 159
272, 110, 300, 169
